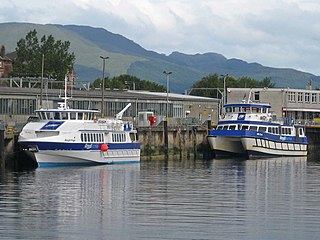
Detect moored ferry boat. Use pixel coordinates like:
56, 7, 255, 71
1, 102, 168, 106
18, 78, 140, 167
207, 102, 308, 158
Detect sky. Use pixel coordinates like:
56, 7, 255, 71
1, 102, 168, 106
1, 0, 320, 75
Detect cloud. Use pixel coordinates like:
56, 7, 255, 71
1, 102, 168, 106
1, 0, 320, 74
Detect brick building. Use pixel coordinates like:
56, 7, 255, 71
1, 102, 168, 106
0, 45, 13, 77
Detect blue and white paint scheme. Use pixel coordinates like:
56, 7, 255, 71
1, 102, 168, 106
207, 102, 308, 158
18, 78, 140, 167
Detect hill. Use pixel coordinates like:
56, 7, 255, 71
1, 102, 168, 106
0, 22, 319, 92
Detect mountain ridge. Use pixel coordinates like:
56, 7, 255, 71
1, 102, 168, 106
0, 22, 319, 92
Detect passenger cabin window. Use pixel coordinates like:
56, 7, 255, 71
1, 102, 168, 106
70, 112, 77, 120
229, 125, 236, 130
252, 107, 259, 113
112, 133, 126, 142
249, 126, 258, 131
299, 128, 304, 135
258, 126, 267, 132
130, 133, 137, 142
81, 133, 104, 142
54, 112, 60, 120
241, 125, 249, 130
61, 112, 68, 120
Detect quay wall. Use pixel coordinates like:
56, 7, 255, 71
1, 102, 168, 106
2, 125, 320, 169
305, 126, 320, 152
138, 125, 212, 160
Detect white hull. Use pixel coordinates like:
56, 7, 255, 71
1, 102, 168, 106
208, 136, 245, 156
34, 149, 140, 167
241, 137, 307, 157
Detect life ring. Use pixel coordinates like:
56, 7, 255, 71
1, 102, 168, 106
101, 144, 108, 152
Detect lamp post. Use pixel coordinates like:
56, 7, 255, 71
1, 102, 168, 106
163, 71, 172, 120
223, 74, 228, 106
100, 56, 109, 118
40, 54, 44, 109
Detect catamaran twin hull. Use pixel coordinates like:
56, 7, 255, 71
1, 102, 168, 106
20, 141, 141, 167
208, 132, 308, 158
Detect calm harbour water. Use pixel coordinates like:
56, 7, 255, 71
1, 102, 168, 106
1, 155, 320, 240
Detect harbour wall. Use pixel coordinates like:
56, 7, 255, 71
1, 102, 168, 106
138, 124, 212, 160
2, 124, 320, 169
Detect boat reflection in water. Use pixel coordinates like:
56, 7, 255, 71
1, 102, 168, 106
2, 156, 320, 240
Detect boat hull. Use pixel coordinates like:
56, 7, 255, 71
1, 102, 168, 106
241, 137, 307, 158
208, 136, 246, 157
32, 149, 140, 167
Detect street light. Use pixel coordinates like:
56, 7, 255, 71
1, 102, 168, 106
220, 74, 228, 106
100, 56, 109, 118
163, 71, 172, 120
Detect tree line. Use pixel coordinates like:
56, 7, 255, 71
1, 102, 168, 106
10, 30, 275, 96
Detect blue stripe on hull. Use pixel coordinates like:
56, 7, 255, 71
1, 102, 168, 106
208, 130, 308, 145
19, 141, 140, 151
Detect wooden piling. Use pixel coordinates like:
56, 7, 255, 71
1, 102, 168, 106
0, 130, 4, 169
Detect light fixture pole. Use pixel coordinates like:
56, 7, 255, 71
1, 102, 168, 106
220, 74, 228, 106
100, 56, 109, 118
163, 71, 172, 121
40, 54, 44, 109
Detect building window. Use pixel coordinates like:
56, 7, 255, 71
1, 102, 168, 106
312, 93, 317, 103
305, 93, 310, 103
297, 92, 303, 102
288, 92, 296, 102
254, 92, 260, 101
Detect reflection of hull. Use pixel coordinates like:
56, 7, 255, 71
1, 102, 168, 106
208, 136, 246, 157
241, 137, 308, 158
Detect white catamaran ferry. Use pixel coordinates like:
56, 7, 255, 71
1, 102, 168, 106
207, 102, 308, 158
18, 78, 140, 167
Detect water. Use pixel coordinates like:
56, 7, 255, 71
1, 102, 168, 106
1, 156, 320, 240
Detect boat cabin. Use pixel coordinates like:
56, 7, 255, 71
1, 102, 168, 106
35, 109, 99, 121
224, 103, 271, 114
216, 123, 305, 137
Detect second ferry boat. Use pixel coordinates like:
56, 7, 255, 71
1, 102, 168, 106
207, 100, 308, 158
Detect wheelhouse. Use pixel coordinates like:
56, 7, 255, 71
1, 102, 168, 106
224, 103, 271, 114
35, 110, 100, 121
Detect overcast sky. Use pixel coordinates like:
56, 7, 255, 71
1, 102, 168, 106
1, 0, 320, 75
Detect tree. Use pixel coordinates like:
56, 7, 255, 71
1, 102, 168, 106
190, 74, 275, 98
12, 29, 75, 81
91, 74, 166, 92
189, 74, 237, 98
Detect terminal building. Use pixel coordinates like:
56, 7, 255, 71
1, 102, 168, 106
227, 87, 320, 124
0, 85, 220, 128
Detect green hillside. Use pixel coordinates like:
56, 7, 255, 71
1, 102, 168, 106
1, 22, 319, 92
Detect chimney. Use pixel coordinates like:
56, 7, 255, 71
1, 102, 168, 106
0, 45, 5, 57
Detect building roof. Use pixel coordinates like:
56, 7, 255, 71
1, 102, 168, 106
0, 86, 220, 103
